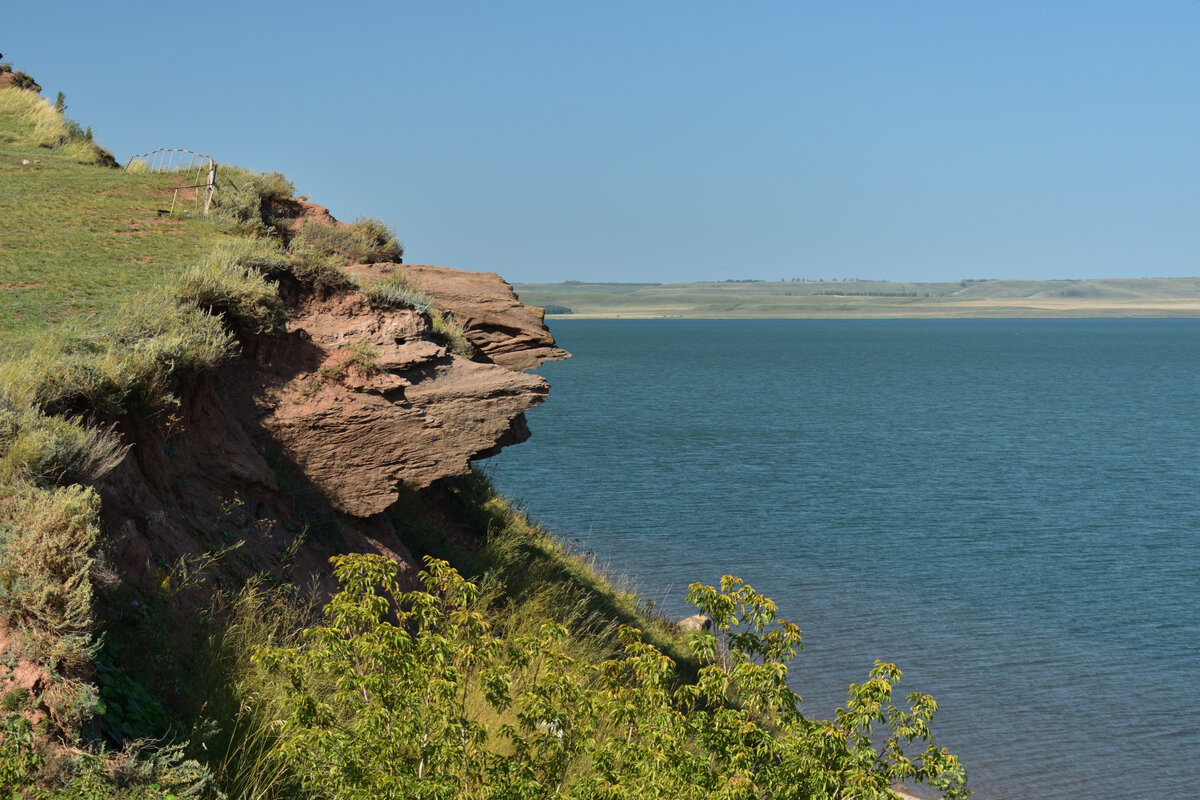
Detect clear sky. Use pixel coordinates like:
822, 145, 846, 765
4, 1, 1199, 283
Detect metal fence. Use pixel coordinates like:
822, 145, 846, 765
124, 148, 218, 215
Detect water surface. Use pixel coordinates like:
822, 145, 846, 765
484, 319, 1200, 800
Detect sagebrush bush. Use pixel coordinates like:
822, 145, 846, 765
0, 401, 127, 487
349, 216, 404, 263
290, 217, 404, 264
0, 482, 100, 715
284, 245, 356, 295
210, 165, 296, 235
176, 244, 288, 337
0, 294, 236, 416
361, 273, 433, 313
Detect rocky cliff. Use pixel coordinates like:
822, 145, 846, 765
98, 256, 567, 600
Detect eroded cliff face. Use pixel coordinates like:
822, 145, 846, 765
98, 259, 567, 598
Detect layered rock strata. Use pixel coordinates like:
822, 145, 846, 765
99, 261, 566, 595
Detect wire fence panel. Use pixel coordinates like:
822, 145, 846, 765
124, 148, 218, 215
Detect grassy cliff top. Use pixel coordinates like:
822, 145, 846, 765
0, 87, 224, 349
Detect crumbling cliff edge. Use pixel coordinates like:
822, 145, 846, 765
98, 253, 569, 603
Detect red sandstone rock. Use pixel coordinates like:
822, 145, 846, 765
362, 263, 570, 371
98, 261, 566, 598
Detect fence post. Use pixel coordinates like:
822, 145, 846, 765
204, 160, 217, 215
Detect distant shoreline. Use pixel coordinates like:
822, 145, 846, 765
515, 277, 1200, 320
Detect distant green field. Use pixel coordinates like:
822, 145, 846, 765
514, 278, 1200, 318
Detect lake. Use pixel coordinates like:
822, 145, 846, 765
483, 318, 1200, 800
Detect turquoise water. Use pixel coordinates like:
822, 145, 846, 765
482, 318, 1200, 800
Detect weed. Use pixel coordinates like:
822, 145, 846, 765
0, 688, 29, 713
361, 272, 433, 313
342, 341, 380, 375
175, 244, 287, 337
290, 216, 403, 264
430, 309, 475, 357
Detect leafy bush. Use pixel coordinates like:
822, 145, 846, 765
0, 713, 43, 794
251, 554, 968, 799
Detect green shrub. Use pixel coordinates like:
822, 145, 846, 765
0, 400, 127, 486
0, 293, 236, 416
176, 244, 287, 337
0, 712, 43, 794
290, 217, 403, 265
360, 272, 433, 313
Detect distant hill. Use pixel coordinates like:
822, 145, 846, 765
514, 278, 1200, 318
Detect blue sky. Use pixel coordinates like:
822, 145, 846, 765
5, 1, 1199, 283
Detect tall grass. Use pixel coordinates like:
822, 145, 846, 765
0, 85, 112, 165
290, 216, 404, 264
0, 401, 127, 487
176, 239, 288, 337
0, 293, 235, 416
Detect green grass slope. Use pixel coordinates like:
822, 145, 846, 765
0, 88, 223, 349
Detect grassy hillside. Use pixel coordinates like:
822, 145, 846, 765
515, 277, 1200, 318
0, 89, 224, 350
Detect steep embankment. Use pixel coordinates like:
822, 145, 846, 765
98, 252, 568, 598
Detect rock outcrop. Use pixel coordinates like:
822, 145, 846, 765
258, 289, 555, 516
98, 261, 567, 594
399, 264, 570, 371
